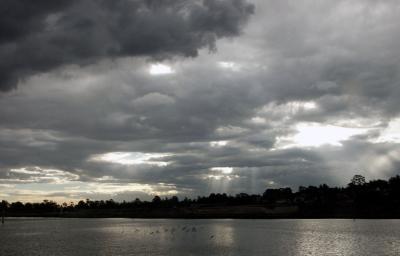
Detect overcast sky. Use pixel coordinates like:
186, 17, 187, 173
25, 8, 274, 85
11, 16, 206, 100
1, 0, 400, 202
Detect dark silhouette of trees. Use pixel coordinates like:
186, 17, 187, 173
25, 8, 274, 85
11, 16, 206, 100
263, 188, 293, 203
3, 174, 400, 218
350, 174, 366, 186
152, 196, 161, 205
1, 200, 9, 210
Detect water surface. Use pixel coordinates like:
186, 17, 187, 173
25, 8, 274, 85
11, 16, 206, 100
1, 218, 400, 255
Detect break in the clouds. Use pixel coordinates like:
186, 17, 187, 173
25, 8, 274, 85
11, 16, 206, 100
1, 0, 400, 202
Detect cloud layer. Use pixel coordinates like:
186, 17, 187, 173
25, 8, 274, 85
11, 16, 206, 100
1, 0, 400, 202
0, 0, 254, 91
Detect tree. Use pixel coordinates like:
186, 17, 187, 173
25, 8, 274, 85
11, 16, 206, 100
170, 196, 179, 204
1, 200, 8, 210
133, 198, 142, 206
152, 196, 161, 204
350, 174, 366, 186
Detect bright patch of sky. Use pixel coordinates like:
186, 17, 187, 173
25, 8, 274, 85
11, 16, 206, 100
281, 123, 368, 148
210, 167, 233, 174
218, 61, 241, 71
89, 152, 171, 166
149, 63, 175, 75
375, 118, 400, 143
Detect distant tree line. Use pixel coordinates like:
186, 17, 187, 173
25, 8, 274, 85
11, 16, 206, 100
2, 174, 400, 218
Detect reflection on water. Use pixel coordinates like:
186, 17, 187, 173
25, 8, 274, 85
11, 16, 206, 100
209, 219, 235, 249
292, 219, 400, 256
1, 218, 400, 256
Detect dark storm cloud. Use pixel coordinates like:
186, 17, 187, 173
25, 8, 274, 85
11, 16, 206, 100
0, 0, 74, 43
0, 0, 254, 91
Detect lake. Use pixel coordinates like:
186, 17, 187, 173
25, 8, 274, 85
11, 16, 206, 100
1, 218, 400, 255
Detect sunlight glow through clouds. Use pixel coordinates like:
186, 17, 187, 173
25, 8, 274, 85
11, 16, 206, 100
293, 123, 367, 147
206, 174, 239, 181
375, 118, 400, 143
149, 63, 175, 75
89, 152, 171, 166
277, 123, 368, 148
207, 167, 240, 181
2, 181, 180, 203
210, 140, 229, 147
211, 167, 233, 174
218, 61, 241, 71
7, 167, 79, 184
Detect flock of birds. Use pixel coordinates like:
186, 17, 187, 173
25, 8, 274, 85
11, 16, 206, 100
128, 226, 215, 239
